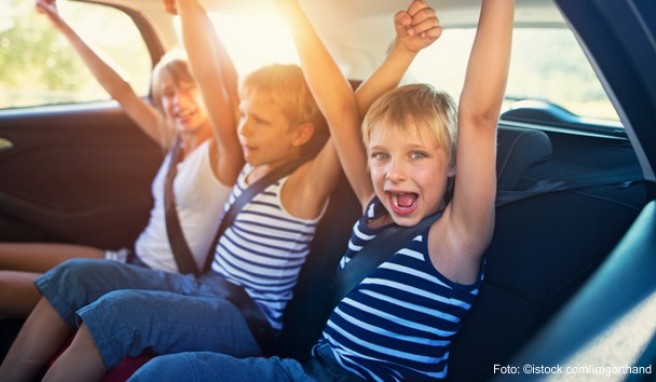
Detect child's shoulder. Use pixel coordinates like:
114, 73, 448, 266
278, 158, 336, 220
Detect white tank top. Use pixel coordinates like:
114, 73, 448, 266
134, 140, 230, 272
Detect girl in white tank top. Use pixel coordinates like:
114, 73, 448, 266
0, 0, 243, 319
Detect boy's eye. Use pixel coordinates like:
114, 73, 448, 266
371, 152, 389, 161
162, 89, 174, 98
410, 151, 428, 160
254, 116, 269, 125
180, 83, 196, 91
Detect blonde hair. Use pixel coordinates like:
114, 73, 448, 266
149, 51, 196, 148
240, 64, 328, 156
362, 83, 458, 165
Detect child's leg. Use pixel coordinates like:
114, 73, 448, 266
42, 323, 104, 382
0, 270, 41, 318
0, 243, 104, 318
0, 298, 72, 382
129, 352, 312, 382
0, 260, 196, 381
0, 242, 104, 273
34, 259, 196, 327
45, 289, 261, 379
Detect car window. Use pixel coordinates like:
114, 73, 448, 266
171, 12, 300, 79
0, 0, 151, 110
171, 11, 621, 131
408, 27, 621, 125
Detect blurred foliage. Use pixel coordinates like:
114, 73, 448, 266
0, 0, 151, 109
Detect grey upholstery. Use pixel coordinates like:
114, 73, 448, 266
496, 126, 553, 190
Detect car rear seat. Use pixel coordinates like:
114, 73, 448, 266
497, 199, 656, 380
445, 149, 650, 379
496, 125, 553, 191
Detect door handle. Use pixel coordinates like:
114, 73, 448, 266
0, 137, 14, 152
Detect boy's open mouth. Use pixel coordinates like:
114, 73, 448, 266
175, 109, 196, 125
387, 191, 419, 215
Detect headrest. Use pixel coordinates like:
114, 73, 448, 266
496, 126, 553, 190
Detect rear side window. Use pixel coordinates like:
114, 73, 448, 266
170, 11, 300, 78
408, 27, 620, 125
0, 0, 151, 110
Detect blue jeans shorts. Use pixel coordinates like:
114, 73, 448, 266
35, 259, 261, 369
128, 343, 365, 382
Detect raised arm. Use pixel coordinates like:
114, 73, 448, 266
35, 0, 161, 145
278, 0, 439, 208
355, 0, 441, 115
171, 0, 243, 185
276, 0, 363, 205
448, 0, 514, 255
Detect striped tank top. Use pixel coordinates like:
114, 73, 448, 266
210, 165, 327, 331
318, 198, 484, 381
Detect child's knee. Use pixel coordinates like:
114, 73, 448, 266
49, 258, 108, 283
90, 290, 153, 317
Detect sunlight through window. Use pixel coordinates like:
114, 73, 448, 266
172, 6, 299, 78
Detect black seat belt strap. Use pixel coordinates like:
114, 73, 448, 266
202, 155, 311, 272
329, 212, 442, 311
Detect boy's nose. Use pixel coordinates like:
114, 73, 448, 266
171, 92, 183, 107
238, 120, 250, 137
385, 161, 406, 182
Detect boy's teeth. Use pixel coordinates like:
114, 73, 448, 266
392, 192, 417, 208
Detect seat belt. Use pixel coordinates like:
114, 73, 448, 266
495, 165, 644, 206
328, 210, 443, 312
201, 155, 311, 272
164, 137, 201, 275
201, 154, 311, 356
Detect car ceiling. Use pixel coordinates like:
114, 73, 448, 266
107, 0, 565, 25
84, 0, 566, 78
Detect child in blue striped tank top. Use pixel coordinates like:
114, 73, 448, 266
295, 0, 514, 379
125, 0, 515, 381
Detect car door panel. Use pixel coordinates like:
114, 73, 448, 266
0, 104, 162, 249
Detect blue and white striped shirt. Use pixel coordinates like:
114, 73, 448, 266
318, 199, 483, 381
211, 165, 326, 331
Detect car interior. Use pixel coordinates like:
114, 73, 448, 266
1, 0, 655, 380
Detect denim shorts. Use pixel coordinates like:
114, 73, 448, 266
128, 343, 364, 382
35, 259, 261, 369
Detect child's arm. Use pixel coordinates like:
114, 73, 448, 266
164, 0, 239, 123
442, 0, 514, 261
278, 0, 439, 209
35, 0, 161, 145
355, 0, 441, 115
276, 0, 362, 206
171, 0, 243, 185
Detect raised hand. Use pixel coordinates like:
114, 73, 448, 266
395, 0, 442, 53
163, 0, 177, 15
35, 0, 59, 21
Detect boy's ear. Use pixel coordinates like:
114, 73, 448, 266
291, 122, 315, 147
